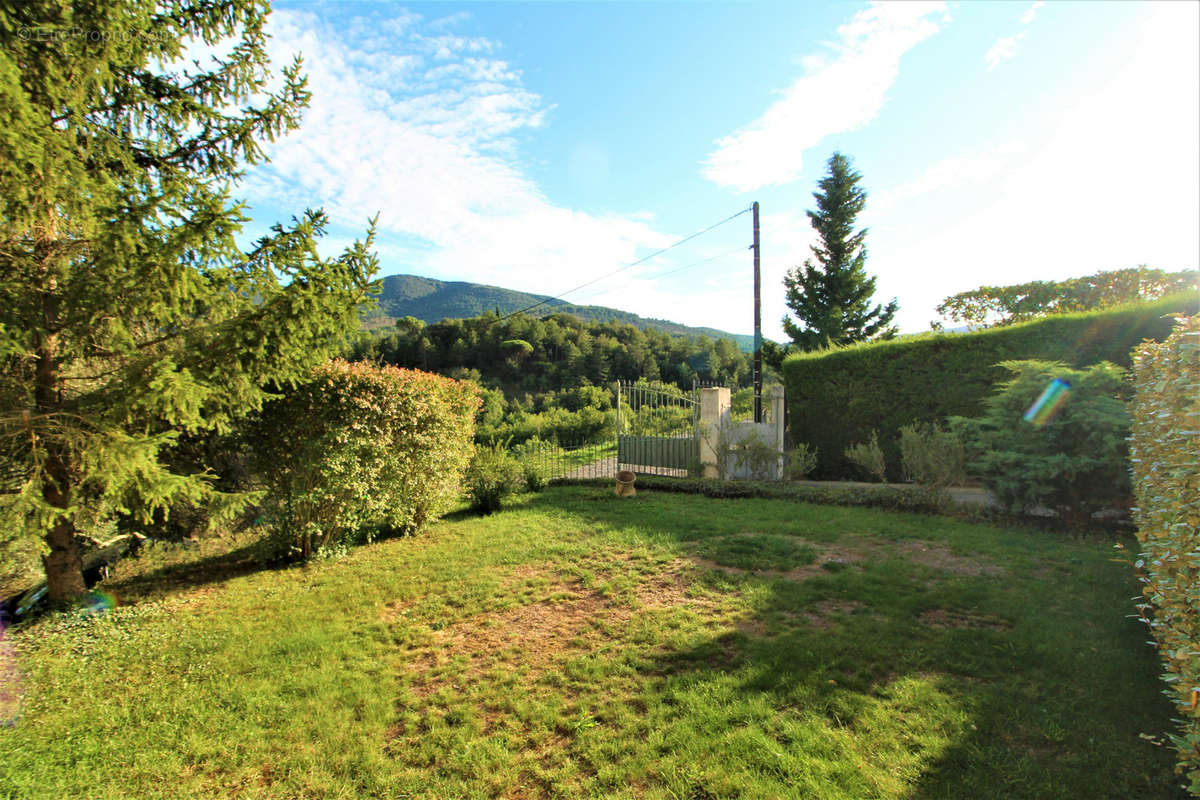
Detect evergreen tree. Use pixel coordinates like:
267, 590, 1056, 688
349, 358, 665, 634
782, 152, 897, 351
0, 1, 378, 602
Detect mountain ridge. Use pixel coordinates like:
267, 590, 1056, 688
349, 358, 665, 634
365, 273, 756, 351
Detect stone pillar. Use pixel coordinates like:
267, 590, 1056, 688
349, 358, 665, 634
699, 387, 730, 479
770, 385, 786, 479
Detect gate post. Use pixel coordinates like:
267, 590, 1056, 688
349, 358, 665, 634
699, 387, 730, 479
770, 385, 785, 479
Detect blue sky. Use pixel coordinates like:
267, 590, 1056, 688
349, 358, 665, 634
232, 0, 1200, 340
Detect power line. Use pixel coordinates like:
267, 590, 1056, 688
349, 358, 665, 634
639, 245, 749, 284
564, 246, 751, 309
498, 205, 753, 322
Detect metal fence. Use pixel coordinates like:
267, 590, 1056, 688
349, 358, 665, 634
511, 438, 617, 481
616, 381, 700, 477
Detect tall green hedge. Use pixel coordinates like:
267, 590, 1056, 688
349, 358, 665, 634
249, 360, 479, 559
1129, 315, 1200, 792
783, 293, 1194, 479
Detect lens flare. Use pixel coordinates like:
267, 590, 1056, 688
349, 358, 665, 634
83, 590, 116, 617
1024, 378, 1073, 426
0, 622, 22, 727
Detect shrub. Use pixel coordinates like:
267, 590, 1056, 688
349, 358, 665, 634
610, 474, 942, 513
949, 360, 1131, 528
899, 422, 966, 509
464, 445, 524, 514
522, 461, 549, 493
1129, 315, 1200, 790
783, 293, 1191, 479
845, 431, 887, 482
784, 443, 819, 480
248, 360, 478, 560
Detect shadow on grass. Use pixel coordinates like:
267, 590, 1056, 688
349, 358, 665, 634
521, 487, 1186, 799
634, 579, 1186, 800
107, 540, 290, 603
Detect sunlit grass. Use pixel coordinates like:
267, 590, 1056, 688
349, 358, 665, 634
0, 487, 1186, 799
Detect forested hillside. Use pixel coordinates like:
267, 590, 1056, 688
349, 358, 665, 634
350, 311, 754, 393
363, 273, 756, 351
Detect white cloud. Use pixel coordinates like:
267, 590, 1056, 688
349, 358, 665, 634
873, 140, 1024, 212
702, 2, 947, 193
985, 32, 1025, 71
985, 0, 1044, 71
1019, 1, 1045, 26
879, 4, 1200, 332
241, 9, 675, 303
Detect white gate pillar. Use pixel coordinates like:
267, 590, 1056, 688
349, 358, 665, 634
699, 387, 730, 479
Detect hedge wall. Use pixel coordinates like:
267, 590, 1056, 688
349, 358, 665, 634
1129, 315, 1200, 792
783, 293, 1194, 479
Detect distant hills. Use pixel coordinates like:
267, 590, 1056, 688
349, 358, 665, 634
364, 273, 756, 351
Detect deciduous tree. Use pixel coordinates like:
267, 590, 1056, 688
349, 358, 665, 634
936, 266, 1200, 328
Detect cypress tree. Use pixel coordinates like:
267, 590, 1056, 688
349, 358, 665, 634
782, 152, 898, 351
0, 1, 378, 602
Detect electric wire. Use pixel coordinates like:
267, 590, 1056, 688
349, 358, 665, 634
639, 244, 749, 284
498, 205, 753, 322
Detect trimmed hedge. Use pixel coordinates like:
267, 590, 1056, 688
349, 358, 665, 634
249, 360, 478, 559
1129, 315, 1200, 791
783, 293, 1192, 479
556, 475, 945, 514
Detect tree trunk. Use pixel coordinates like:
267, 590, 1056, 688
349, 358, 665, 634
41, 493, 86, 604
34, 224, 86, 604
36, 354, 85, 603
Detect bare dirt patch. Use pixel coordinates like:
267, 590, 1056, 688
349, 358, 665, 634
403, 579, 627, 697
919, 608, 1012, 630
887, 539, 1005, 577
634, 558, 727, 612
785, 599, 869, 630
396, 557, 738, 700
815, 535, 1004, 578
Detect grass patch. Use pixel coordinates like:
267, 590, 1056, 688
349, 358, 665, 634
0, 487, 1186, 799
696, 532, 818, 572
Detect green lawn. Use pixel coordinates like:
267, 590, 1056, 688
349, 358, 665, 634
0, 486, 1186, 799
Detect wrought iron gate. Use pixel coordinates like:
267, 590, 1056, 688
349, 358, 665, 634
616, 381, 702, 476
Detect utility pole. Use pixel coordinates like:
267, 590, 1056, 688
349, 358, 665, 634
752, 201, 762, 424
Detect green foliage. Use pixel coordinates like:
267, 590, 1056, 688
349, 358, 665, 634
899, 422, 966, 501
783, 294, 1191, 480
898, 423, 966, 511
464, 445, 524, 514
248, 361, 478, 559
784, 443, 819, 480
1129, 315, 1200, 789
845, 431, 887, 483
782, 152, 898, 351
522, 462, 549, 493
949, 360, 1131, 527
609, 474, 947, 513
0, 1, 377, 600
937, 266, 1200, 328
478, 404, 614, 448
350, 311, 755, 398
